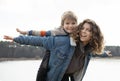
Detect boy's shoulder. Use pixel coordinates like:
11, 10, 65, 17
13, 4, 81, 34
51, 27, 68, 36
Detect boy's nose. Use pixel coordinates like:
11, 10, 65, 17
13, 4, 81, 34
69, 24, 74, 28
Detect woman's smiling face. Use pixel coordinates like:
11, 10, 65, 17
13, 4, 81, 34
79, 23, 92, 45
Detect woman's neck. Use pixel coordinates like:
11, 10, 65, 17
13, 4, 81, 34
82, 42, 88, 46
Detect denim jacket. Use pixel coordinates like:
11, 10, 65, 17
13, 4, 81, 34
13, 35, 108, 81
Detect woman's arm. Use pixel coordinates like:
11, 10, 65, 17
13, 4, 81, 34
92, 50, 112, 57
4, 35, 54, 50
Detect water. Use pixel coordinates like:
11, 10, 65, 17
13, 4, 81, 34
0, 58, 120, 81
0, 60, 41, 81
83, 58, 120, 81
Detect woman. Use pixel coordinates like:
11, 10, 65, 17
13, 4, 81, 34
4, 19, 111, 81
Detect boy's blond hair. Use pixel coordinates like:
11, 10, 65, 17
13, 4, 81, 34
61, 11, 78, 26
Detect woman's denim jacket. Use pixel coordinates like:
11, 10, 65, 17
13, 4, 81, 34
13, 35, 108, 81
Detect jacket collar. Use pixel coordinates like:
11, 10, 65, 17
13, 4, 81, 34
70, 37, 76, 46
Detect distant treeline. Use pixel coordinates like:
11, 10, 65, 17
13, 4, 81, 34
0, 41, 120, 59
0, 41, 46, 59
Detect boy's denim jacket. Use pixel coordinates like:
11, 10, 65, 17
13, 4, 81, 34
13, 35, 108, 81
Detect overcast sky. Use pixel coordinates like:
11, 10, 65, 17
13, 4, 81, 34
0, 0, 120, 46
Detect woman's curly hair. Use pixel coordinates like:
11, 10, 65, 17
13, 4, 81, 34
72, 19, 105, 54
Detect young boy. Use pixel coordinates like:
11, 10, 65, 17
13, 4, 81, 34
16, 11, 78, 37
16, 11, 78, 81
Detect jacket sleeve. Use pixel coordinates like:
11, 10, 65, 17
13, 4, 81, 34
13, 35, 54, 50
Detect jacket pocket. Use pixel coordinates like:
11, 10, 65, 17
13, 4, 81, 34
53, 53, 66, 67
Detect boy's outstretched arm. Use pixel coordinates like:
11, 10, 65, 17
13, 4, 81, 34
16, 28, 50, 36
16, 28, 67, 36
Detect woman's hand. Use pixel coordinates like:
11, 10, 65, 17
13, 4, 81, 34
105, 50, 112, 56
4, 35, 13, 41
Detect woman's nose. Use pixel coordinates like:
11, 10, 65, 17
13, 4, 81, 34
81, 29, 85, 32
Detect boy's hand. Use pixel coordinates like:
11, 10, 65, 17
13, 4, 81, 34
16, 28, 27, 35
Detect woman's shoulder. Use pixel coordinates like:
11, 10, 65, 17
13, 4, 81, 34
53, 36, 70, 44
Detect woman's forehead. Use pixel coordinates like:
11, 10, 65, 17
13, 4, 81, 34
83, 23, 91, 28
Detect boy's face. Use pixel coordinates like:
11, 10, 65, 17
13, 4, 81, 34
63, 18, 77, 34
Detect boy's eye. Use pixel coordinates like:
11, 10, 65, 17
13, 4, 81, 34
66, 22, 69, 24
65, 22, 76, 25
72, 22, 76, 25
